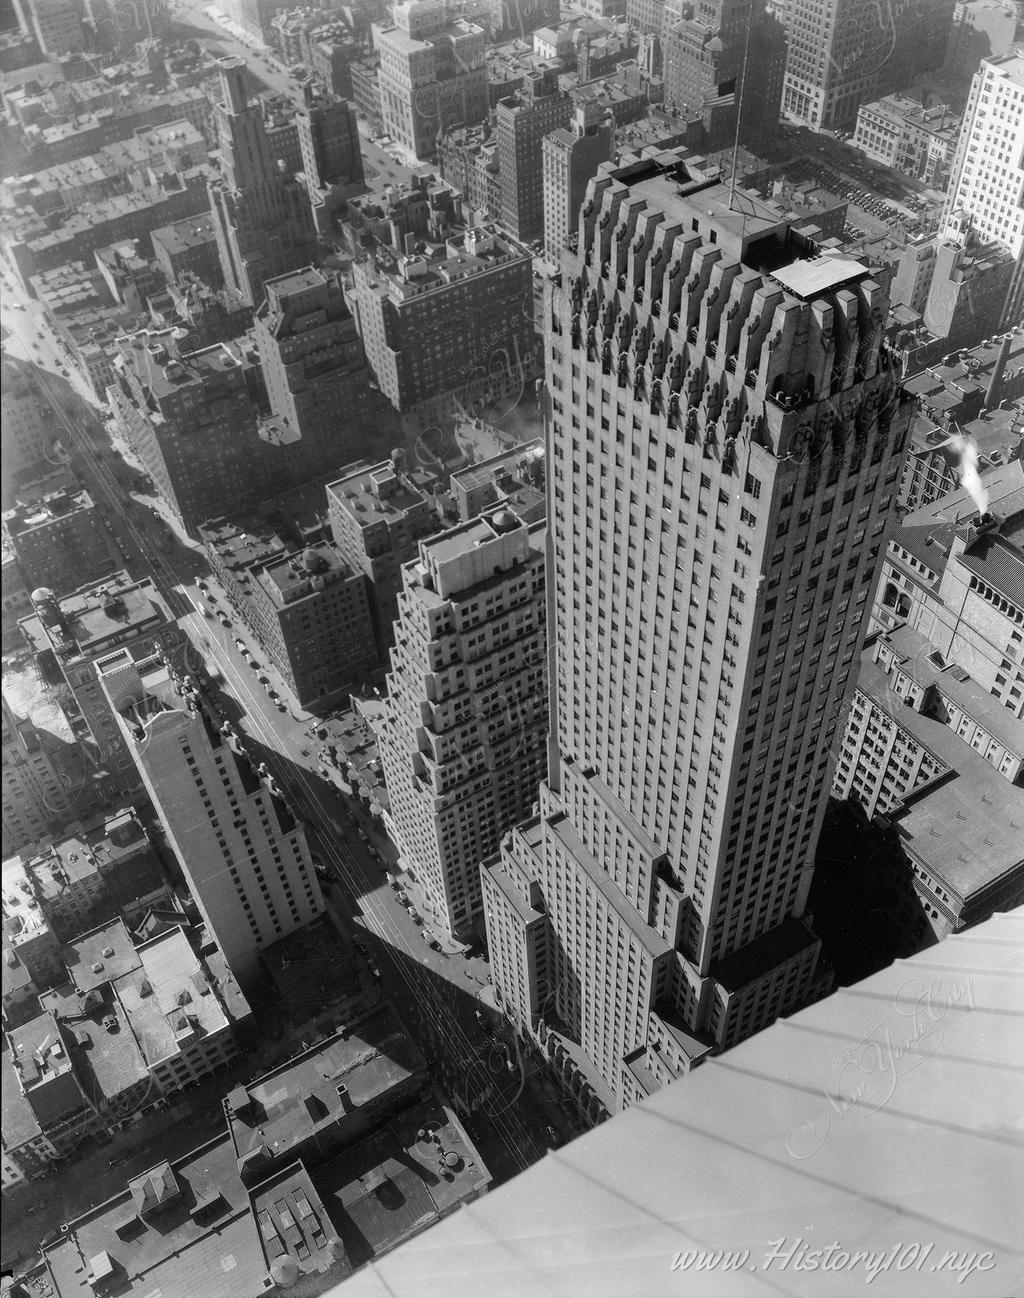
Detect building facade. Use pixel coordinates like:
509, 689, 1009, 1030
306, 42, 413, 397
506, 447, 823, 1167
542, 102, 614, 260
853, 95, 959, 188
775, 0, 956, 129
379, 508, 548, 937
99, 649, 323, 988
484, 151, 913, 1115
374, 0, 490, 160
3, 486, 112, 598
327, 454, 441, 655
109, 330, 270, 531
254, 267, 382, 481
346, 179, 537, 415
495, 67, 572, 243
207, 58, 319, 309
662, 0, 787, 151
296, 90, 365, 234
246, 542, 379, 710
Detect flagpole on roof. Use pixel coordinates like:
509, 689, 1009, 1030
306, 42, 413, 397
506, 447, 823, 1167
728, 0, 756, 213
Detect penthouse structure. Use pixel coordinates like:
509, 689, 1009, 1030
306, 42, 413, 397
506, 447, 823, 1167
99, 649, 323, 988
379, 506, 548, 938
484, 150, 912, 1117
374, 0, 489, 160
346, 178, 536, 416
19, 575, 182, 801
207, 58, 319, 309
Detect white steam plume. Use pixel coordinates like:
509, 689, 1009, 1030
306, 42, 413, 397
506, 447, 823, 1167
950, 433, 989, 517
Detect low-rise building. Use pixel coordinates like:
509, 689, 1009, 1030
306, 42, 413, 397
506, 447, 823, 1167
853, 94, 960, 187
19, 808, 172, 942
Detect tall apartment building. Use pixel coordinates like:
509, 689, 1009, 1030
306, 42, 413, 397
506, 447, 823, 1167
19, 576, 182, 802
3, 486, 112, 598
542, 102, 614, 260
254, 267, 381, 480
483, 151, 912, 1117
775, 0, 956, 129
327, 453, 442, 655
109, 329, 270, 531
1, 699, 84, 858
379, 504, 548, 938
207, 58, 319, 309
243, 542, 379, 710
98, 649, 323, 988
346, 179, 536, 416
296, 89, 365, 234
374, 0, 489, 160
13, 0, 84, 55
496, 67, 572, 243
1, 357, 52, 508
662, 0, 787, 151
941, 48, 1024, 329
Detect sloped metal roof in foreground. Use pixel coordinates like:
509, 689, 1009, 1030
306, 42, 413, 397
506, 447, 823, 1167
334, 908, 1024, 1298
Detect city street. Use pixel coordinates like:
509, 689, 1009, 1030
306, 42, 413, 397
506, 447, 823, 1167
4, 262, 565, 1213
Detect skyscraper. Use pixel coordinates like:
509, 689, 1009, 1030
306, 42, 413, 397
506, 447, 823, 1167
542, 103, 614, 260
483, 150, 912, 1116
775, 0, 955, 129
374, 0, 489, 161
254, 267, 381, 477
378, 489, 548, 938
296, 89, 365, 236
940, 48, 1024, 330
662, 0, 787, 152
496, 67, 572, 244
207, 58, 319, 309
99, 650, 323, 988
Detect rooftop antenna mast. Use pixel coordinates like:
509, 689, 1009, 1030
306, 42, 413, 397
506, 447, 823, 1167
728, 0, 756, 213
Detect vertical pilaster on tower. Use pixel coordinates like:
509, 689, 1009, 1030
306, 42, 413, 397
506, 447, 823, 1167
485, 148, 913, 1116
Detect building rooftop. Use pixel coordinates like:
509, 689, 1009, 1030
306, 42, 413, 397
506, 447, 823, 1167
151, 214, 218, 255
250, 1162, 348, 1282
257, 543, 356, 608
37, 980, 151, 1102
63, 918, 141, 991
19, 572, 172, 663
857, 653, 1024, 896
41, 1137, 265, 1298
226, 1008, 425, 1164
332, 906, 1024, 1298
327, 461, 434, 531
